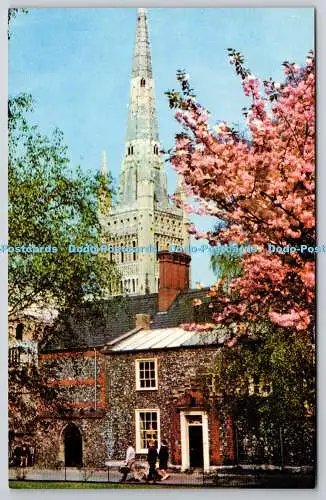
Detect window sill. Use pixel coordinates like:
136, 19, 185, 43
136, 387, 158, 391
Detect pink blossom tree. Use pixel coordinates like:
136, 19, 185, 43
167, 50, 315, 334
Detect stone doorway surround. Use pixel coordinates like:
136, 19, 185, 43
58, 423, 83, 467
180, 410, 209, 472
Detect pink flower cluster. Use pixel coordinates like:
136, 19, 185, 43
171, 52, 315, 332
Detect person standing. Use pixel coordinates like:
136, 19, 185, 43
146, 440, 158, 483
120, 442, 140, 482
29, 444, 35, 466
20, 443, 28, 468
157, 440, 170, 480
12, 443, 21, 467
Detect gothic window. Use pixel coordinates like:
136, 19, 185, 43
132, 279, 136, 293
153, 144, 159, 155
127, 145, 134, 155
15, 323, 24, 341
140, 78, 146, 87
133, 240, 137, 261
135, 170, 138, 200
121, 243, 124, 263
9, 348, 20, 366
156, 241, 159, 260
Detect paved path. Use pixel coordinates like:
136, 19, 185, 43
8, 467, 315, 488
9, 467, 206, 486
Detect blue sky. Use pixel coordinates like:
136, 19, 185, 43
9, 7, 314, 287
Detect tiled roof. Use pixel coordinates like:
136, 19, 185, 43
41, 288, 214, 352
152, 288, 212, 329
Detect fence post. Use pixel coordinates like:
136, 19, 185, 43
235, 422, 240, 466
64, 466, 67, 481
279, 427, 284, 470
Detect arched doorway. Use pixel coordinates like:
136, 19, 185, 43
64, 424, 82, 467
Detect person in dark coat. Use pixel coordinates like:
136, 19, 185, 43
146, 440, 158, 482
13, 444, 22, 467
157, 440, 170, 480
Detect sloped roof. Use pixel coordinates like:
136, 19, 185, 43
41, 288, 214, 352
108, 326, 222, 352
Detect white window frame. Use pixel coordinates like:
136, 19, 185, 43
135, 358, 158, 391
135, 409, 160, 454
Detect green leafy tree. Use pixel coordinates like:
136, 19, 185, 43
210, 252, 242, 282
8, 10, 119, 445
197, 324, 315, 465
8, 8, 28, 40
8, 94, 119, 318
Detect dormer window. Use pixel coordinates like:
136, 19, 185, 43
140, 78, 146, 88
153, 145, 159, 155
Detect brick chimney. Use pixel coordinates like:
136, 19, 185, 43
135, 313, 151, 330
158, 251, 191, 312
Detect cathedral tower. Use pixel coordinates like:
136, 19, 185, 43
102, 8, 189, 295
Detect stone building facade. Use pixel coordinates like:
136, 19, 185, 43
33, 251, 235, 470
36, 349, 109, 468
104, 345, 234, 470
37, 342, 235, 470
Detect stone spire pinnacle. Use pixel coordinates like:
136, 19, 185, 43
100, 150, 108, 177
98, 150, 111, 217
126, 7, 159, 143
132, 8, 152, 80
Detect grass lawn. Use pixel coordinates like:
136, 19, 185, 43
10, 481, 157, 489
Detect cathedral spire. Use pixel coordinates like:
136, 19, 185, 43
118, 8, 167, 207
104, 9, 190, 296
